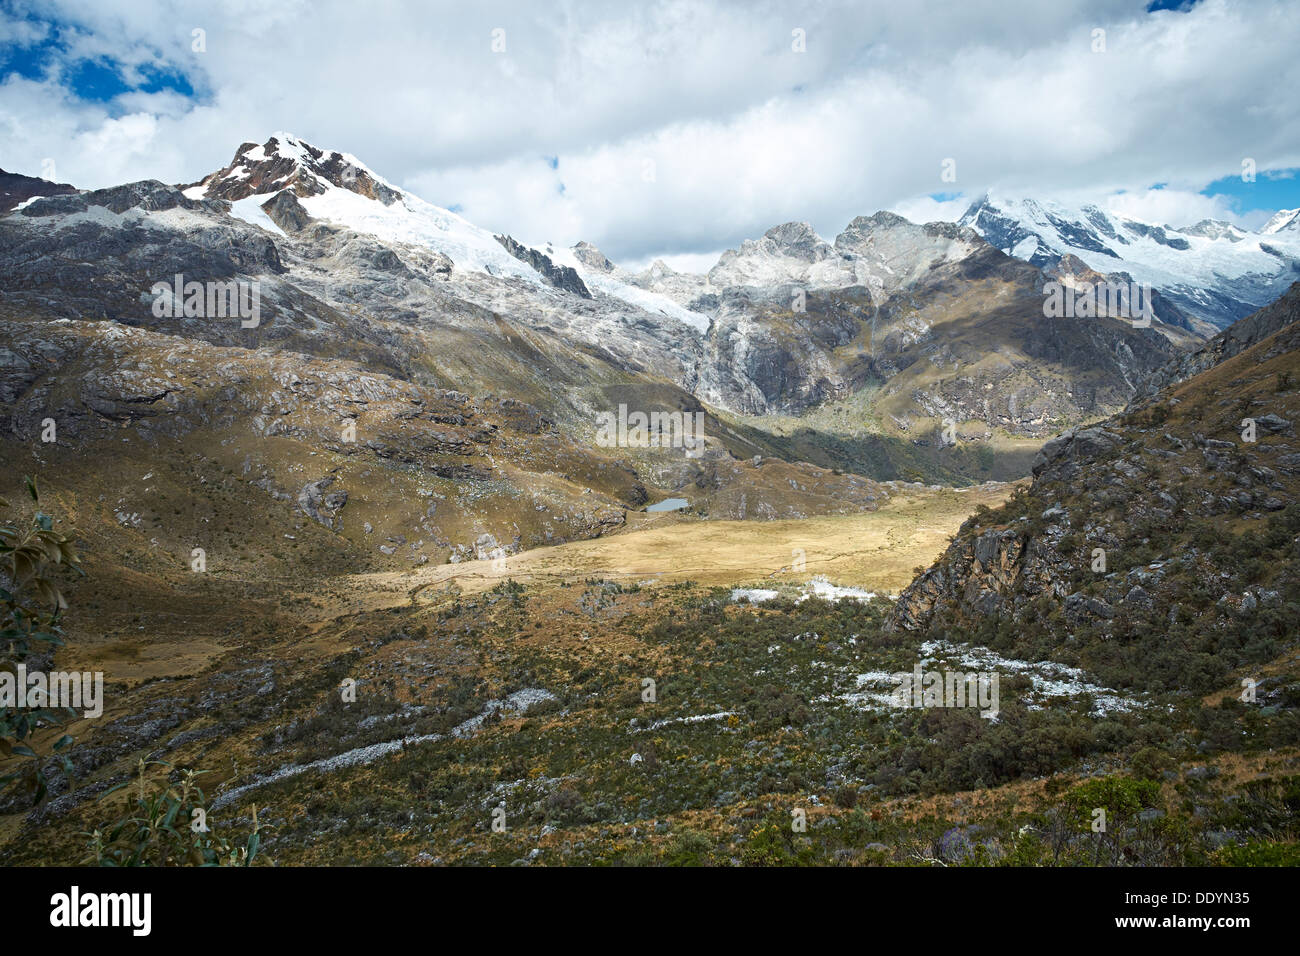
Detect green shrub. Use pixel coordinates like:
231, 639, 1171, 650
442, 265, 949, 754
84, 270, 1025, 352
86, 760, 268, 866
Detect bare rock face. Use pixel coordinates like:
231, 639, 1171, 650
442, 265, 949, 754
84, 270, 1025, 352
260, 189, 312, 233
298, 477, 349, 530
188, 134, 401, 205
19, 179, 220, 217
494, 234, 592, 298
572, 241, 615, 273
1031, 427, 1124, 478
888, 521, 1066, 630
708, 221, 857, 290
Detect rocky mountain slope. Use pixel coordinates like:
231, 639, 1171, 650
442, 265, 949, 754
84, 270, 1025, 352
0, 167, 77, 213
0, 132, 1207, 492
0, 306, 906, 577
563, 214, 1187, 443
1137, 282, 1300, 398
888, 282, 1300, 696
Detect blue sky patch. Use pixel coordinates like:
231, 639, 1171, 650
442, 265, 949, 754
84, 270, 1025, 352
0, 8, 194, 102
1202, 168, 1300, 215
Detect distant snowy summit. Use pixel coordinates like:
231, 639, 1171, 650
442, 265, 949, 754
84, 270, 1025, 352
959, 193, 1300, 329
181, 133, 711, 331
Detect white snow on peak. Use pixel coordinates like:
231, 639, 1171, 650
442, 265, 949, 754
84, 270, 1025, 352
548, 243, 710, 333
270, 131, 397, 191
1262, 207, 1300, 235
298, 184, 544, 282
208, 132, 544, 283
227, 195, 286, 237
185, 134, 719, 335
265, 131, 317, 167
233, 133, 708, 315
967, 191, 1300, 293
1010, 235, 1040, 260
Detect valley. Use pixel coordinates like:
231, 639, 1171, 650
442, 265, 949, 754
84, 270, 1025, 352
1, 131, 1298, 870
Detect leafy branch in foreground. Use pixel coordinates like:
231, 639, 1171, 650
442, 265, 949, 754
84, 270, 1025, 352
0, 478, 82, 804
86, 759, 269, 866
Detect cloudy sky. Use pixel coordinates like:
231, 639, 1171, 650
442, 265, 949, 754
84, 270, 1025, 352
1, 0, 1298, 266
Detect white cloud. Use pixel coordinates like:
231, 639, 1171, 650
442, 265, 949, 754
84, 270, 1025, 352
621, 249, 727, 274
1, 0, 1298, 259
1100, 188, 1242, 229
890, 195, 970, 224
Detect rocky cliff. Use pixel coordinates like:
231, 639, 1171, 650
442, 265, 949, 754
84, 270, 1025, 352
887, 284, 1300, 693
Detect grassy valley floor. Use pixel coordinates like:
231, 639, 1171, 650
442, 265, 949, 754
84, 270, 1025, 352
2, 480, 1297, 866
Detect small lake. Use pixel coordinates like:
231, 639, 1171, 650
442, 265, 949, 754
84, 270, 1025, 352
646, 497, 689, 513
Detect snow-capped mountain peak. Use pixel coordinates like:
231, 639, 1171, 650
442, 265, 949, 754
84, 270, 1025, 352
183, 133, 559, 282
181, 134, 713, 332
1262, 207, 1300, 235
958, 192, 1300, 329
1178, 219, 1247, 242
185, 132, 399, 205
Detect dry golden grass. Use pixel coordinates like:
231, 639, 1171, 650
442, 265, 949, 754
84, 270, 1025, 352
326, 483, 1018, 608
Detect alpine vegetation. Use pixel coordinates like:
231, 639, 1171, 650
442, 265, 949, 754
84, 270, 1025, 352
889, 664, 1000, 719
594, 405, 707, 455
1, 0, 1299, 916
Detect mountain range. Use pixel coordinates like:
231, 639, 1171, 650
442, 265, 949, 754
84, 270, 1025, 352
4, 132, 1300, 868
10, 131, 1280, 499
959, 193, 1300, 332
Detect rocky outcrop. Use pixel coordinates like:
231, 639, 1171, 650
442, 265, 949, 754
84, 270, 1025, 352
0, 168, 78, 213
888, 284, 1300, 635
298, 477, 349, 530
1030, 426, 1124, 478
887, 520, 1069, 630
18, 179, 222, 217
572, 241, 614, 273
261, 189, 313, 232
708, 221, 858, 289
187, 134, 401, 205
494, 234, 592, 298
